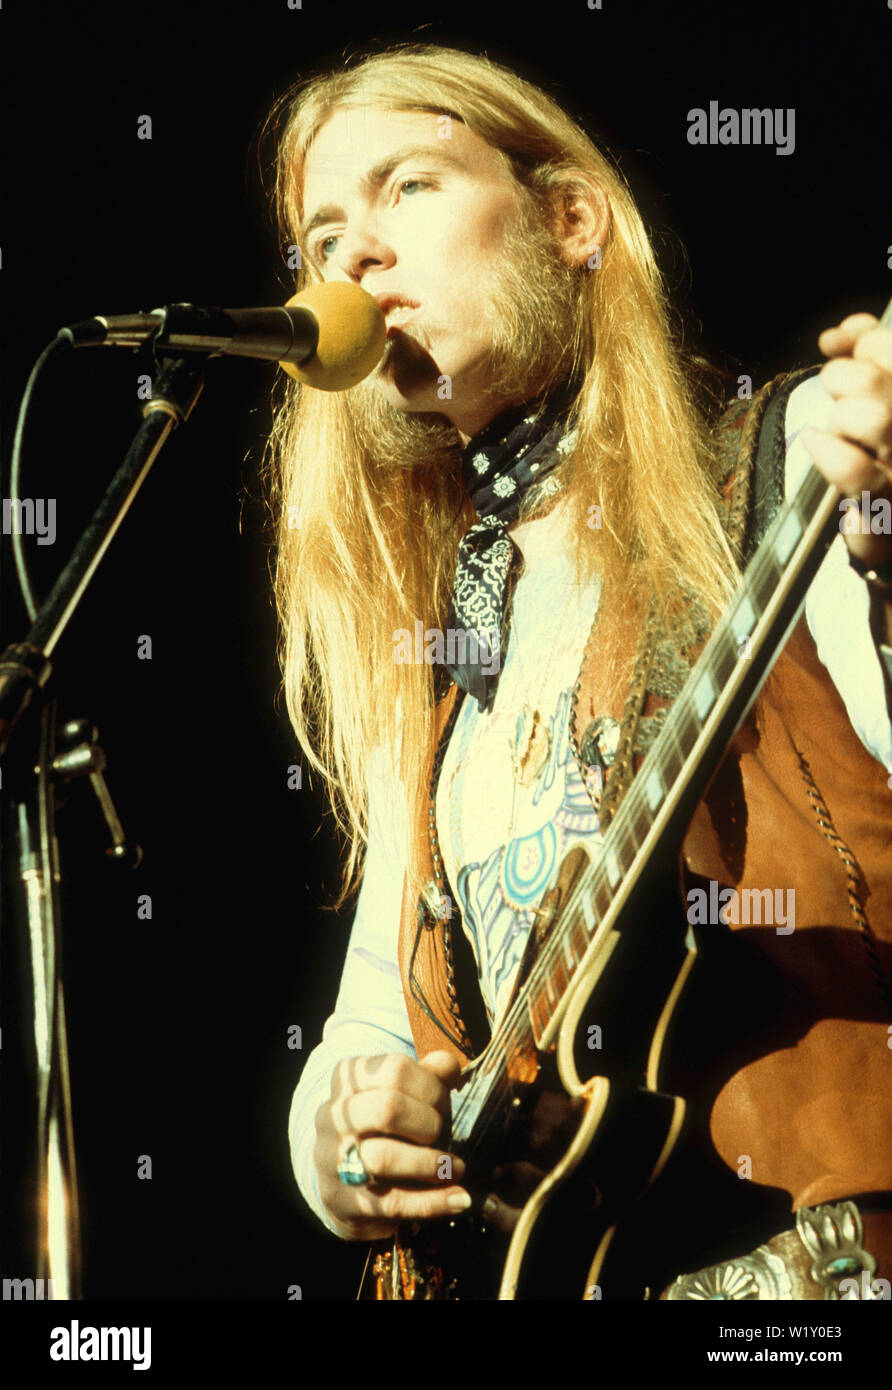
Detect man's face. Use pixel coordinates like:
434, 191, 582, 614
300, 105, 579, 444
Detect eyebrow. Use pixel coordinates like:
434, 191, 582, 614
299, 143, 467, 250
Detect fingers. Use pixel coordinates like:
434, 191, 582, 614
418, 1048, 466, 1090
482, 1191, 521, 1233
481, 1160, 546, 1234
817, 312, 879, 358
852, 324, 892, 376
357, 1135, 466, 1186
315, 1128, 471, 1238
318, 1184, 471, 1243
818, 357, 892, 466
331, 1086, 447, 1146
328, 1052, 459, 1150
358, 1179, 472, 1227
800, 425, 889, 494
806, 327, 892, 495
812, 388, 892, 468
332, 1052, 456, 1117
819, 354, 892, 410
315, 1052, 471, 1239
414, 1050, 466, 1084
491, 1160, 544, 1202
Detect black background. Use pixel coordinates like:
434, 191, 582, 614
0, 0, 889, 1305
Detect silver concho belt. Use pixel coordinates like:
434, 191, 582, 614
665, 1201, 889, 1300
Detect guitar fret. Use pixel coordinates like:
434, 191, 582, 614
774, 507, 803, 564
674, 707, 698, 758
531, 989, 549, 1036
692, 668, 716, 720
660, 720, 686, 780
603, 844, 622, 889
564, 933, 578, 972
552, 958, 568, 995
715, 633, 738, 686
619, 821, 638, 862
538, 997, 550, 1034
631, 805, 650, 846
572, 917, 589, 958
731, 592, 756, 644
751, 554, 781, 608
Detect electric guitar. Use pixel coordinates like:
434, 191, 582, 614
357, 360, 885, 1299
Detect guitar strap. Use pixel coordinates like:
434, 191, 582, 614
596, 363, 823, 830
403, 365, 823, 1062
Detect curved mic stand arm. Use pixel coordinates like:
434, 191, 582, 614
0, 352, 206, 1297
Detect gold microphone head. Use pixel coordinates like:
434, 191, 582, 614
279, 281, 386, 391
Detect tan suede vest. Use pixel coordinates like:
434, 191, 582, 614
396, 375, 892, 1210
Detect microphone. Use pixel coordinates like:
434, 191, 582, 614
57, 281, 386, 392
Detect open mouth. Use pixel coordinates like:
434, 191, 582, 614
375, 295, 421, 334
385, 304, 419, 334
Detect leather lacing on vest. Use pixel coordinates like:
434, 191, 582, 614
793, 745, 892, 1018
408, 684, 476, 1059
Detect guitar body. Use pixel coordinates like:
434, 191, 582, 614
361, 855, 696, 1300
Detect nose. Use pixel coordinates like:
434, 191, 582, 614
330, 210, 395, 281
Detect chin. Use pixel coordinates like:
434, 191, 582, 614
374, 333, 448, 409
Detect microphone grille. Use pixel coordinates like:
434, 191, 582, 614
280, 281, 385, 391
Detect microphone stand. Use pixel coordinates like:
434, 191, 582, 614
0, 351, 206, 1297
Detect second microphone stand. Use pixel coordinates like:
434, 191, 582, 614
0, 350, 207, 1297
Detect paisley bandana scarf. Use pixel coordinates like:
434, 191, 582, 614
443, 374, 581, 711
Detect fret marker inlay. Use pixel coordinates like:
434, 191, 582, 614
775, 510, 802, 564
732, 595, 756, 641
693, 671, 716, 719
644, 768, 663, 812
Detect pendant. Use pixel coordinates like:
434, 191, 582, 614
510, 705, 551, 787
579, 716, 620, 773
577, 715, 620, 812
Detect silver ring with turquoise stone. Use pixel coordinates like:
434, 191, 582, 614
336, 1141, 370, 1187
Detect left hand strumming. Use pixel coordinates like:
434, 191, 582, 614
801, 312, 892, 573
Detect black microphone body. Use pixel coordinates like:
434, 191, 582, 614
60, 302, 319, 366
57, 283, 387, 391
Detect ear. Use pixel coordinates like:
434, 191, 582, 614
550, 176, 611, 267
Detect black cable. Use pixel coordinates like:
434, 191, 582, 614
8, 335, 72, 623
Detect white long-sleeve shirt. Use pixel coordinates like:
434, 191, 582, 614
288, 374, 892, 1235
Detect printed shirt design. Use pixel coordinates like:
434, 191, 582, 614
436, 497, 603, 1025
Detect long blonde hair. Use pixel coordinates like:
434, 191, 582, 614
259, 43, 739, 914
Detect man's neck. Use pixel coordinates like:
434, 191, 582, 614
452, 392, 532, 450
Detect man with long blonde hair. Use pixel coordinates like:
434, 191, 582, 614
266, 44, 892, 1298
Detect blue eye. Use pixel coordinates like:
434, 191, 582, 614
314, 179, 431, 262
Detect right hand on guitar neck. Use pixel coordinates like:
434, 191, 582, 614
314, 1050, 472, 1240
